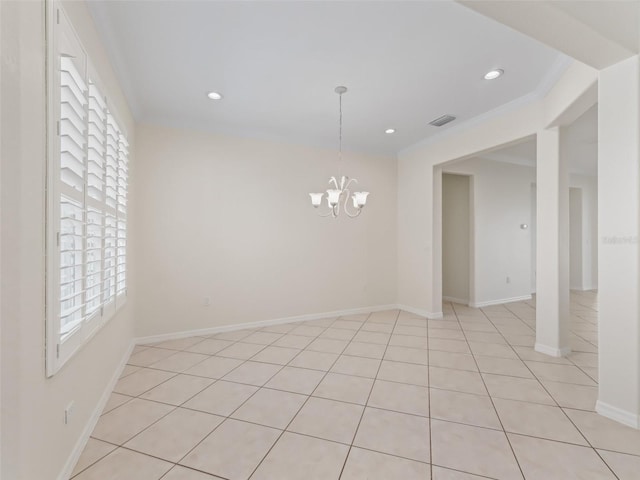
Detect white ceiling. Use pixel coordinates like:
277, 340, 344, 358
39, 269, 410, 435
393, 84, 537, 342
88, 0, 569, 156
549, 1, 639, 55
480, 104, 598, 176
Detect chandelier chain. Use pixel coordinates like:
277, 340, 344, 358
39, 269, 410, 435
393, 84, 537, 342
338, 90, 343, 164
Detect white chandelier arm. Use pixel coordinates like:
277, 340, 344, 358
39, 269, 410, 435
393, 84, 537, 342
316, 203, 339, 217
344, 177, 358, 190
342, 188, 362, 218
316, 209, 334, 218
344, 207, 362, 218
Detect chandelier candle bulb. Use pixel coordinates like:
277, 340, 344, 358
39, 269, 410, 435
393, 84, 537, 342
309, 193, 324, 207
327, 189, 341, 207
354, 191, 369, 208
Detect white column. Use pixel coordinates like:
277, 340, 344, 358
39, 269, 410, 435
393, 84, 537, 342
597, 55, 640, 429
535, 127, 571, 356
431, 166, 443, 318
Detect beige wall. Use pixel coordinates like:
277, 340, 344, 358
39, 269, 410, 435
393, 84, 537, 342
133, 124, 397, 337
0, 1, 136, 478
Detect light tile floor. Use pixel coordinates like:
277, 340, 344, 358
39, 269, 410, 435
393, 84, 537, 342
72, 291, 640, 480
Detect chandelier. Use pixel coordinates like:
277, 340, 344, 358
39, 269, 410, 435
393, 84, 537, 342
309, 86, 369, 218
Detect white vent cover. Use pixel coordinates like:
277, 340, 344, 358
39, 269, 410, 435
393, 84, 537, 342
429, 114, 456, 127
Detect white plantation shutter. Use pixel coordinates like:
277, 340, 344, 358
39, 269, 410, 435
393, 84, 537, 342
103, 213, 117, 303
105, 114, 119, 210
58, 32, 87, 340
87, 83, 106, 202
47, 3, 130, 375
59, 57, 87, 194
85, 208, 103, 316
116, 133, 129, 296
59, 198, 85, 336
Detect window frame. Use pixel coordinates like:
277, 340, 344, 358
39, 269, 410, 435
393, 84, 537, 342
46, 1, 129, 376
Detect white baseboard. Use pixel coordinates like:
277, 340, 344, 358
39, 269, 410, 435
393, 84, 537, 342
57, 341, 135, 480
534, 342, 571, 357
596, 400, 640, 429
135, 304, 399, 345
469, 295, 532, 308
571, 286, 598, 292
442, 296, 469, 306
137, 303, 452, 346
396, 304, 443, 319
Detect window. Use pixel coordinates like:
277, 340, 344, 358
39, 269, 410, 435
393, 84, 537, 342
46, 3, 129, 375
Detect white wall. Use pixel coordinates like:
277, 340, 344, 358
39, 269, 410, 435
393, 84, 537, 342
571, 174, 598, 290
442, 173, 470, 303
442, 157, 598, 307
0, 1, 136, 478
530, 184, 537, 292
569, 188, 583, 289
133, 124, 397, 337
397, 104, 544, 317
398, 62, 597, 318
397, 153, 439, 316
533, 175, 598, 293
597, 54, 640, 427
445, 159, 535, 306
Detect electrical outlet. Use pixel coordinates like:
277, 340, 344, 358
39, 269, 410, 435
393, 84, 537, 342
203, 296, 211, 307
64, 401, 75, 425
506, 276, 511, 284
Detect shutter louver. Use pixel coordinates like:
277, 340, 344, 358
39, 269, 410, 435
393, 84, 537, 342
116, 132, 128, 296
105, 114, 119, 210
116, 219, 126, 295
60, 57, 87, 193
85, 208, 103, 315
58, 53, 87, 340
59, 198, 84, 337
117, 136, 128, 214
103, 213, 117, 302
87, 83, 106, 202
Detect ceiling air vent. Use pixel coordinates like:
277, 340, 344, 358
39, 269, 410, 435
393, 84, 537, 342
429, 114, 456, 127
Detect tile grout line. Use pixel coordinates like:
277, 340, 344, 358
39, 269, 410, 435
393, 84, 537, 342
336, 309, 401, 480
478, 301, 622, 480
426, 309, 433, 480
88, 335, 287, 479
243, 313, 376, 479
79, 296, 632, 480
450, 301, 527, 480
168, 335, 304, 474
111, 380, 618, 454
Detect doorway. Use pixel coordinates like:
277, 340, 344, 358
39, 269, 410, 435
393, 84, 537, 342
569, 187, 583, 290
442, 173, 471, 305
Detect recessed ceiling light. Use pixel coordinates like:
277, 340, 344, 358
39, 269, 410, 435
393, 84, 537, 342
484, 69, 504, 80
385, 128, 396, 134
207, 91, 223, 100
